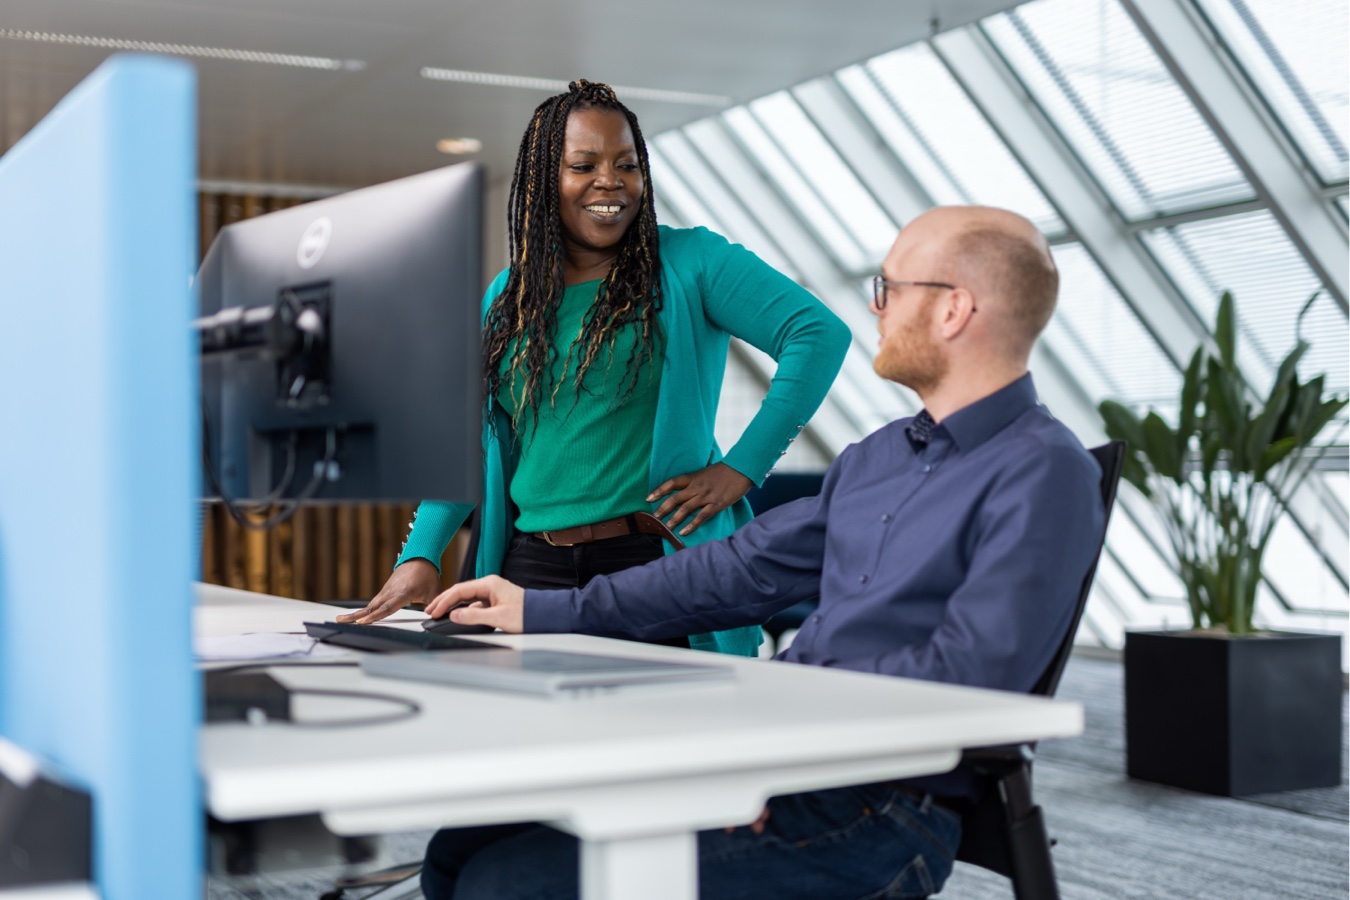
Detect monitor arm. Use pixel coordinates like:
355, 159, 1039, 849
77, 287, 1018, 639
193, 282, 332, 406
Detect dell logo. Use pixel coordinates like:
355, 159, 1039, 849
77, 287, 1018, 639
297, 217, 332, 270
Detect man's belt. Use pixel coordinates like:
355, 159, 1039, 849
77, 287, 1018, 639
534, 512, 686, 551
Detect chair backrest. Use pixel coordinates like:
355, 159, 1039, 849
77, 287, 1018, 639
953, 441, 1127, 882
744, 472, 826, 515
1029, 440, 1126, 699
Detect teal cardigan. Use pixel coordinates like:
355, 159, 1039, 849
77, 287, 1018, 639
397, 225, 850, 656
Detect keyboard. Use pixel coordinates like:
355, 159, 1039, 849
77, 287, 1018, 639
304, 621, 501, 653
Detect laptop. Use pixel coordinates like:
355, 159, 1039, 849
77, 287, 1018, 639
360, 647, 735, 698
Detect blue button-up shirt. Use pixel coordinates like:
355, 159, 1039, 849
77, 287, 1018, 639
526, 373, 1105, 798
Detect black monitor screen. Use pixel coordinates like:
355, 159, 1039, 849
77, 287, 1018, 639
196, 163, 483, 505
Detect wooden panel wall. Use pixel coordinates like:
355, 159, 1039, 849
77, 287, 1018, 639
196, 190, 468, 603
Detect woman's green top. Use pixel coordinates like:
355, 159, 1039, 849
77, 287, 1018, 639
397, 225, 851, 657
499, 279, 662, 533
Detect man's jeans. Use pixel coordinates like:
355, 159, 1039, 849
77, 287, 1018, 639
421, 782, 962, 900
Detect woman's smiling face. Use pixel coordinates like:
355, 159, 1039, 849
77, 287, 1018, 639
557, 107, 644, 260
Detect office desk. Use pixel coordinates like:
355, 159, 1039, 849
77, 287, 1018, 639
197, 584, 1082, 900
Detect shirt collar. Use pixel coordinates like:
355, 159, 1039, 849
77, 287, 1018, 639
926, 372, 1039, 453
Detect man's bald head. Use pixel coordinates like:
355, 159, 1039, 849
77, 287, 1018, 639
906, 206, 1058, 350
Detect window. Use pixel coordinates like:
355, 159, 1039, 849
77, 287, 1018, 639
651, 132, 799, 279
644, 0, 1347, 651
649, 145, 724, 235
985, 0, 1252, 218
839, 48, 1064, 233
1142, 209, 1346, 399
722, 106, 869, 272
1193, 0, 1349, 184
748, 92, 896, 266
1043, 243, 1181, 409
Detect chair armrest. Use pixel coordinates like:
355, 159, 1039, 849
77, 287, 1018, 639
961, 744, 1035, 774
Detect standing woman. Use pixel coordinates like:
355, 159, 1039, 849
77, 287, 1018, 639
339, 80, 849, 656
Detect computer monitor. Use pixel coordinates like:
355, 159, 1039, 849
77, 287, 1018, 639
196, 162, 483, 505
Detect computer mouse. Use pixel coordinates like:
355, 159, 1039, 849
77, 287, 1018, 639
421, 603, 495, 635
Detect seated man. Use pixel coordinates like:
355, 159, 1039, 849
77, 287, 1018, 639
421, 205, 1106, 900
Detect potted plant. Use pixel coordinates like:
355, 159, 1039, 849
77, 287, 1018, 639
1099, 291, 1346, 796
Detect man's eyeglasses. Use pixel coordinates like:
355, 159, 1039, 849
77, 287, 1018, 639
871, 276, 958, 311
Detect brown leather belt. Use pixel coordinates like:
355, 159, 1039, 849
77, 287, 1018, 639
534, 511, 686, 551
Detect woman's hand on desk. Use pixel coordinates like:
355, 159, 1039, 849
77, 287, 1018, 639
426, 576, 525, 633
336, 558, 441, 625
647, 462, 754, 537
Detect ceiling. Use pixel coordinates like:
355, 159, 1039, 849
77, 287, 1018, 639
1, 0, 1024, 191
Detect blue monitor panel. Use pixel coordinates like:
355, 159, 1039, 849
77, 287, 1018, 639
0, 55, 199, 899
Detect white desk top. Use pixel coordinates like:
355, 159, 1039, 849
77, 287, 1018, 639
197, 584, 1082, 840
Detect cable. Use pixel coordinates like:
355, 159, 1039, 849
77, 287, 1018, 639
205, 661, 422, 729
258, 432, 300, 506
281, 688, 421, 729
200, 397, 337, 530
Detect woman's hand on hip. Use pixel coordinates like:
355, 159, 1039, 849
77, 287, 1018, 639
647, 461, 754, 537
336, 558, 441, 624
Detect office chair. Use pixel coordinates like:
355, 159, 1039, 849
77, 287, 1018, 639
947, 441, 1126, 900
745, 473, 826, 651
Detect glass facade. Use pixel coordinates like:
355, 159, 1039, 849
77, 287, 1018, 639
649, 0, 1348, 649
1194, 0, 1348, 184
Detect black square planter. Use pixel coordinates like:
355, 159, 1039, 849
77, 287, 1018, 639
1124, 630, 1343, 796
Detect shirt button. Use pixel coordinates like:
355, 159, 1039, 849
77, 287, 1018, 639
881, 513, 892, 523
859, 574, 869, 584
922, 464, 932, 473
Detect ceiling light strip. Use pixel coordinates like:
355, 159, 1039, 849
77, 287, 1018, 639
0, 28, 364, 71
197, 179, 347, 200
420, 67, 730, 108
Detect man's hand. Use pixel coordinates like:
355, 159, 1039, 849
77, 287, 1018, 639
426, 575, 527, 633
724, 805, 771, 835
648, 462, 754, 536
336, 558, 440, 624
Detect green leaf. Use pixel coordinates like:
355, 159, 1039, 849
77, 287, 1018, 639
1247, 380, 1292, 474
1285, 376, 1341, 445
1295, 289, 1322, 344
1178, 346, 1204, 451
1256, 437, 1299, 481
1201, 432, 1222, 481
1269, 340, 1309, 403
1285, 376, 1317, 438
1300, 395, 1348, 445
1141, 412, 1181, 481
1099, 399, 1146, 448
1204, 357, 1247, 467
1214, 291, 1236, 369
1120, 454, 1152, 497
1263, 339, 1307, 437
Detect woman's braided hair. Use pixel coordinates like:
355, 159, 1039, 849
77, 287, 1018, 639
482, 79, 663, 431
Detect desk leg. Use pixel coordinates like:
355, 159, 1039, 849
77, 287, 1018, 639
579, 831, 697, 900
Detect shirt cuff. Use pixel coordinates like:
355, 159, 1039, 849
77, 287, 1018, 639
721, 410, 806, 486
522, 588, 577, 633
395, 500, 474, 573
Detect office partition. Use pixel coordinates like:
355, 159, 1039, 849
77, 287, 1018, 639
0, 54, 199, 899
